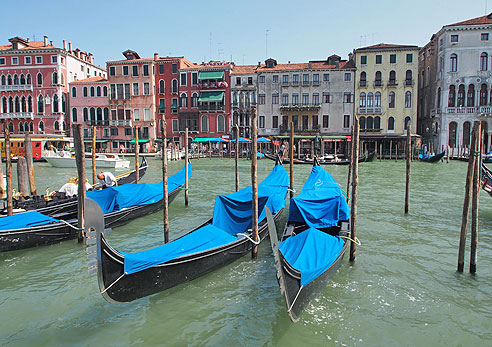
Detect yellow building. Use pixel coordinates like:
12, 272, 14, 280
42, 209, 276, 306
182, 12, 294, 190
354, 44, 420, 156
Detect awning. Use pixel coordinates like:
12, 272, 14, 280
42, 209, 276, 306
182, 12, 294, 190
198, 91, 224, 103
83, 139, 109, 143
230, 137, 251, 143
155, 138, 173, 143
192, 137, 228, 143
257, 137, 271, 143
130, 139, 150, 144
198, 71, 224, 81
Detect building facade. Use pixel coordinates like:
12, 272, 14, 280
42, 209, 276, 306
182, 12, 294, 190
419, 14, 492, 153
231, 65, 257, 138
0, 35, 106, 137
354, 44, 419, 154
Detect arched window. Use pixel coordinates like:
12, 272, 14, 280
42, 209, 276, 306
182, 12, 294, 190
389, 70, 396, 84
0, 75, 5, 85
19, 122, 24, 132
38, 120, 44, 133
405, 70, 412, 84
60, 73, 64, 86
62, 121, 66, 131
90, 86, 95, 97
7, 75, 12, 85
37, 73, 42, 86
62, 95, 66, 113
83, 108, 88, 122
367, 92, 374, 107
8, 96, 13, 113
437, 87, 442, 108
52, 71, 58, 85
360, 71, 366, 86
54, 120, 59, 131
201, 115, 209, 132
29, 122, 33, 132
103, 108, 109, 121
20, 74, 25, 85
52, 94, 59, 113
21, 96, 26, 112
24, 122, 29, 132
375, 92, 381, 107
450, 54, 458, 72
72, 87, 77, 98
389, 92, 395, 109
404, 116, 411, 130
467, 85, 475, 107
13, 74, 19, 85
367, 116, 374, 129
388, 116, 395, 131
191, 92, 198, 107
90, 108, 96, 122
480, 84, 488, 106
179, 93, 188, 108
27, 96, 32, 112
405, 91, 412, 108
359, 92, 366, 107
463, 121, 471, 146
159, 80, 165, 93
480, 52, 488, 71
14, 96, 20, 112
97, 107, 102, 121
457, 84, 465, 107
96, 86, 101, 97
172, 79, 178, 93
1, 97, 6, 113
8, 122, 14, 133
83, 87, 88, 97
217, 115, 225, 132
359, 116, 366, 129
374, 116, 381, 129
26, 74, 31, 85
449, 121, 457, 147
37, 95, 44, 113
448, 85, 456, 107
103, 86, 108, 97
375, 71, 382, 85
72, 108, 78, 122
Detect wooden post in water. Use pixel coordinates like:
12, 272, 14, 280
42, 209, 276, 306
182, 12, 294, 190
24, 133, 37, 195
235, 125, 239, 192
16, 157, 29, 200
405, 127, 411, 214
4, 123, 13, 216
470, 125, 482, 273
134, 126, 139, 184
184, 128, 189, 206
457, 121, 479, 272
161, 115, 169, 243
92, 126, 97, 186
289, 122, 294, 199
379, 142, 382, 161
251, 108, 259, 259
395, 144, 398, 161
0, 158, 5, 198
389, 140, 393, 160
73, 123, 86, 243
209, 141, 212, 160
350, 118, 360, 262
347, 125, 354, 199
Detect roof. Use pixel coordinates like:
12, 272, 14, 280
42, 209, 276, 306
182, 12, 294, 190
181, 62, 234, 71
255, 60, 355, 72
447, 13, 492, 27
231, 65, 258, 75
0, 40, 56, 51
70, 76, 107, 84
355, 43, 420, 52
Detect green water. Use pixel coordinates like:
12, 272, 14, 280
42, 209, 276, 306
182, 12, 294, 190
1, 158, 492, 346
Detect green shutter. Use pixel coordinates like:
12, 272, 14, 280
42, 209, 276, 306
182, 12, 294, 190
171, 99, 178, 109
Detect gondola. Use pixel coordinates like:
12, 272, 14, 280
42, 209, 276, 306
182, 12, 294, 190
85, 162, 289, 303
481, 164, 492, 197
264, 152, 371, 165
418, 151, 445, 163
0, 157, 148, 217
0, 162, 189, 252
266, 160, 351, 322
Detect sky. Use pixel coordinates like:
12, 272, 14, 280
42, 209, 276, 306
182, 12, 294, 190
1, 0, 491, 67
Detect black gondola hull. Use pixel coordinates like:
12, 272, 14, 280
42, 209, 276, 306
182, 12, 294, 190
264, 153, 369, 165
419, 151, 445, 163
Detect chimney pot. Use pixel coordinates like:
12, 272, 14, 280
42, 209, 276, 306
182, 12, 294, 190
154, 53, 158, 61
69, 42, 72, 52
63, 40, 67, 50
43, 36, 48, 46
50, 40, 53, 46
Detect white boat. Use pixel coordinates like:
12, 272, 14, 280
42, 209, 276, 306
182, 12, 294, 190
45, 153, 130, 169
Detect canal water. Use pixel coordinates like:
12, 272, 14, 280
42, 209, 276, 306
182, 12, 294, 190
1, 157, 491, 346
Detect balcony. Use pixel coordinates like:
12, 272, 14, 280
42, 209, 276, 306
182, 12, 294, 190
292, 81, 299, 86
280, 104, 321, 111
0, 84, 33, 92
110, 119, 132, 126
358, 107, 382, 114
302, 80, 310, 86
199, 104, 225, 112
359, 81, 367, 87
197, 81, 227, 89
405, 79, 414, 86
312, 80, 320, 86
282, 81, 289, 87
373, 81, 383, 88
89, 120, 110, 126
0, 112, 34, 119
387, 80, 398, 87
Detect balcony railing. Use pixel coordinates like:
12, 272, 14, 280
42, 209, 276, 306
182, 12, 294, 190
282, 81, 289, 86
280, 104, 321, 111
199, 104, 225, 112
197, 81, 227, 89
358, 107, 382, 114
0, 112, 34, 119
445, 106, 492, 114
387, 80, 398, 87
374, 81, 383, 87
359, 81, 367, 87
312, 80, 320, 86
89, 120, 110, 126
405, 79, 414, 86
292, 81, 299, 86
0, 84, 33, 92
110, 119, 132, 126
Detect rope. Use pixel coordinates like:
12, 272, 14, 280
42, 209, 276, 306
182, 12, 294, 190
237, 232, 261, 245
287, 188, 296, 193
178, 187, 189, 191
287, 286, 304, 313
339, 235, 361, 246
59, 219, 81, 231
341, 189, 350, 201
100, 273, 125, 294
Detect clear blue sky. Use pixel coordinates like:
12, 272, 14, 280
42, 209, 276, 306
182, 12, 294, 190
1, 0, 490, 67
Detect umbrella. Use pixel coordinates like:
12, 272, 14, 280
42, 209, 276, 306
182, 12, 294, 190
230, 137, 251, 143
257, 137, 271, 143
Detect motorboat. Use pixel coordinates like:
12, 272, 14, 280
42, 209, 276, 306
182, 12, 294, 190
45, 153, 130, 169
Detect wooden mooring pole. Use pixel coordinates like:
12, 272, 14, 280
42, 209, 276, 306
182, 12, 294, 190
289, 121, 294, 200
17, 157, 29, 200
73, 123, 86, 242
405, 127, 411, 214
134, 126, 140, 184
161, 115, 169, 243
92, 126, 97, 185
251, 108, 259, 259
350, 118, 360, 262
185, 127, 189, 206
235, 125, 239, 192
347, 125, 354, 199
470, 125, 482, 273
457, 121, 479, 272
4, 122, 13, 216
0, 157, 5, 198
24, 133, 37, 195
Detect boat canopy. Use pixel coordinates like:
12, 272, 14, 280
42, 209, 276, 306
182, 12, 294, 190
122, 164, 289, 275
279, 227, 344, 286
288, 165, 350, 228
0, 211, 59, 231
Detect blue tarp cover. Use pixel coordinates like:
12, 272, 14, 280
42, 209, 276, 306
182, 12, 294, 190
87, 163, 191, 213
288, 165, 350, 228
418, 153, 430, 160
0, 211, 59, 231
279, 227, 344, 286
122, 164, 289, 275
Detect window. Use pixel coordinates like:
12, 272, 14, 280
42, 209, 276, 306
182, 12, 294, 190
390, 54, 396, 64
323, 115, 329, 128
180, 73, 187, 86
97, 86, 101, 97
406, 53, 413, 63
302, 93, 309, 105
72, 108, 77, 122
259, 94, 265, 104
450, 54, 458, 72
201, 115, 208, 132
192, 72, 198, 85
302, 74, 309, 84
374, 116, 380, 129
144, 109, 150, 121
171, 119, 178, 132
172, 79, 178, 93
217, 115, 225, 132
467, 85, 475, 107
36, 56, 42, 64
51, 56, 57, 64
25, 56, 32, 64
248, 77, 253, 85
159, 64, 164, 74
122, 66, 129, 76
480, 52, 488, 71
116, 84, 123, 99
36, 73, 42, 86
375, 92, 381, 107
293, 74, 299, 84
404, 117, 411, 130
158, 99, 166, 112
344, 73, 351, 81
0, 57, 5, 65
180, 93, 188, 108
482, 33, 489, 41
389, 91, 395, 108
109, 66, 115, 76
323, 73, 329, 81
282, 75, 288, 84
132, 65, 138, 76
448, 85, 456, 107
343, 92, 353, 103
37, 95, 44, 113
388, 117, 395, 131
292, 93, 299, 105
124, 84, 130, 99
312, 93, 319, 105
272, 93, 279, 104
405, 91, 412, 108
90, 86, 95, 97
143, 65, 149, 76
125, 128, 132, 136
144, 82, 150, 95
71, 87, 76, 98
236, 77, 241, 85
259, 75, 265, 83
172, 63, 177, 74
134, 109, 140, 121
259, 116, 265, 129
343, 115, 350, 128
450, 34, 459, 43
191, 93, 198, 107
130, 83, 138, 96
322, 92, 331, 103
12, 57, 19, 65
103, 86, 108, 97
83, 86, 88, 97
360, 55, 367, 65
313, 74, 319, 84
282, 94, 288, 105
272, 75, 279, 84
375, 55, 382, 64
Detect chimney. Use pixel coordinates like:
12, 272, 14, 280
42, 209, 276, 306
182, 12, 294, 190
63, 40, 67, 50
348, 52, 353, 61
308, 62, 312, 69
89, 53, 93, 64
154, 52, 158, 61
50, 41, 53, 46
258, 61, 261, 67
43, 36, 48, 46
69, 42, 72, 52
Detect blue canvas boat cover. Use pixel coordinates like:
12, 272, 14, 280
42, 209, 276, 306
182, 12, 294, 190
0, 211, 59, 231
279, 227, 344, 286
122, 164, 289, 275
87, 163, 191, 213
288, 165, 350, 228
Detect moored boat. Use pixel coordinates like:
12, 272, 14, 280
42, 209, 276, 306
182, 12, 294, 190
45, 153, 130, 169
481, 164, 492, 197
418, 151, 445, 163
264, 152, 372, 165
